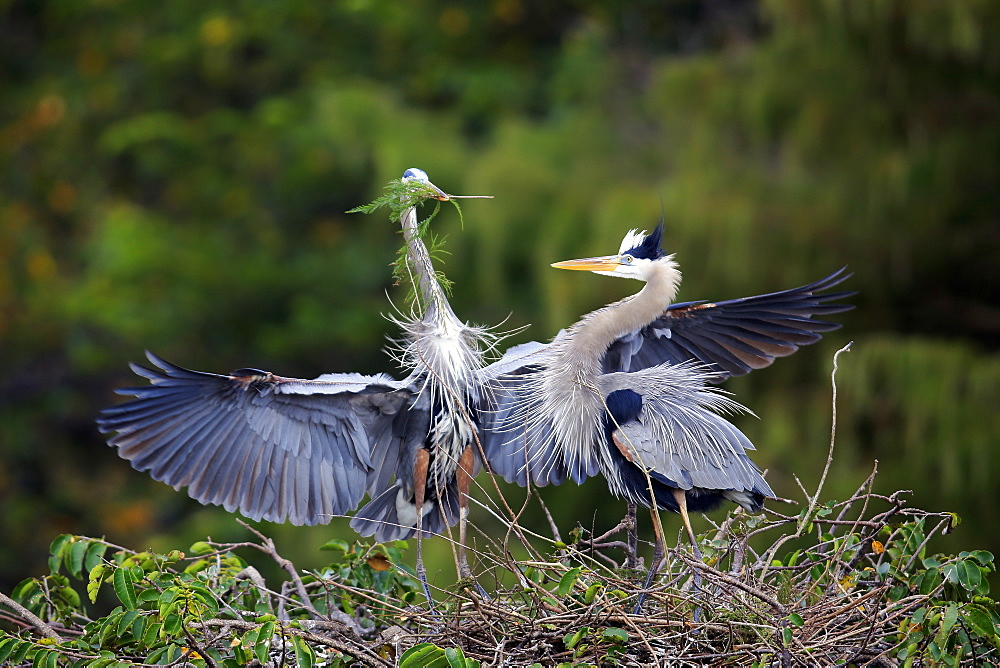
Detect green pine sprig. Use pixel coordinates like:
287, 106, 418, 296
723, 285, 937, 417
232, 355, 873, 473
348, 178, 465, 308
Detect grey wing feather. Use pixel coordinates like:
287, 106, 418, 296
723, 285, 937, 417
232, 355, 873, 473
615, 416, 771, 497
477, 338, 585, 487
603, 268, 855, 379
606, 366, 774, 498
97, 351, 412, 526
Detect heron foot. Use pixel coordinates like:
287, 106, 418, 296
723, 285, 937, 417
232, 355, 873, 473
455, 576, 491, 600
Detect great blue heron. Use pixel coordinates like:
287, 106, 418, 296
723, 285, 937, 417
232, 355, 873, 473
348, 168, 500, 593
98, 170, 851, 609
97, 169, 497, 603
482, 225, 852, 609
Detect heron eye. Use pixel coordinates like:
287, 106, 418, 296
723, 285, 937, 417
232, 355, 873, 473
621, 254, 634, 264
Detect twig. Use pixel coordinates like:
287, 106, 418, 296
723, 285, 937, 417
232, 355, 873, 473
190, 618, 389, 668
760, 342, 853, 575
233, 520, 362, 634
812, 341, 853, 511
674, 551, 786, 615
0, 591, 63, 641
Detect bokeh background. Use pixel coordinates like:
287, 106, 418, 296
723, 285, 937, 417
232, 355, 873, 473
2, 0, 998, 593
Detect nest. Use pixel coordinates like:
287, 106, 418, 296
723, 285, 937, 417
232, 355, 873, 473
2, 346, 996, 665
348, 480, 965, 666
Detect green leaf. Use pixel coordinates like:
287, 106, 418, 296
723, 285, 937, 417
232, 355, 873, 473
9, 637, 32, 663
12, 578, 41, 605
68, 539, 89, 579
251, 631, 269, 664
56, 585, 81, 608
399, 643, 452, 668
189, 541, 214, 555
0, 637, 19, 662
131, 614, 148, 644
781, 627, 793, 646
145, 644, 180, 664
87, 563, 107, 603
967, 550, 995, 568
100, 609, 127, 645
563, 627, 590, 650
888, 585, 908, 602
292, 636, 315, 668
242, 626, 262, 651
187, 584, 219, 617
957, 559, 982, 590
556, 567, 582, 597
157, 588, 180, 619
141, 621, 161, 648
319, 539, 350, 554
84, 541, 108, 574
444, 646, 477, 667
965, 604, 998, 638
940, 604, 959, 637
919, 567, 942, 596
788, 612, 805, 627
113, 567, 137, 610
161, 613, 182, 637
135, 588, 161, 607
601, 628, 629, 642
252, 621, 276, 664
48, 535, 72, 574
31, 649, 52, 668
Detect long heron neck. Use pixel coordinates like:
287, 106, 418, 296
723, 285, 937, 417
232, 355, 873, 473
543, 259, 681, 479
400, 205, 450, 316
397, 204, 484, 404
560, 259, 681, 380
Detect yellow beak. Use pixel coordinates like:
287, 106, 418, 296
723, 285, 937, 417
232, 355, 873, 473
550, 255, 622, 271
423, 181, 449, 201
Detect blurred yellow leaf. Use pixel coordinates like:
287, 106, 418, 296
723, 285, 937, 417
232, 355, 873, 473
367, 554, 391, 571
201, 16, 233, 46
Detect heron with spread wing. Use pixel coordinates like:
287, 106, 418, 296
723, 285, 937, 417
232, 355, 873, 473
98, 169, 497, 604
482, 225, 852, 610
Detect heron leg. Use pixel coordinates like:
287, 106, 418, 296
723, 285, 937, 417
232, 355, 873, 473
672, 488, 703, 561
455, 445, 489, 599
633, 508, 665, 615
413, 448, 434, 606
671, 488, 704, 622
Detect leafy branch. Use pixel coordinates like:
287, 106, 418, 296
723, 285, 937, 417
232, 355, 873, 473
348, 178, 467, 306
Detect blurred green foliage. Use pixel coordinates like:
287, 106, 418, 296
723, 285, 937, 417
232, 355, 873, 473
1, 0, 997, 593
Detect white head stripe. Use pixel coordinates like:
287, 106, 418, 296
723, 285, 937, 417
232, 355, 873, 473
618, 229, 648, 254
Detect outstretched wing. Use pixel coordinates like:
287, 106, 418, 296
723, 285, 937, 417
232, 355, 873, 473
98, 352, 413, 526
602, 268, 855, 379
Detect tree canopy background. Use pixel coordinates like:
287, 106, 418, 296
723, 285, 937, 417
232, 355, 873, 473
1, 0, 998, 593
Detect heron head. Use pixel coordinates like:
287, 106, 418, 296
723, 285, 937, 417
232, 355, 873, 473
551, 225, 667, 280
402, 168, 449, 200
